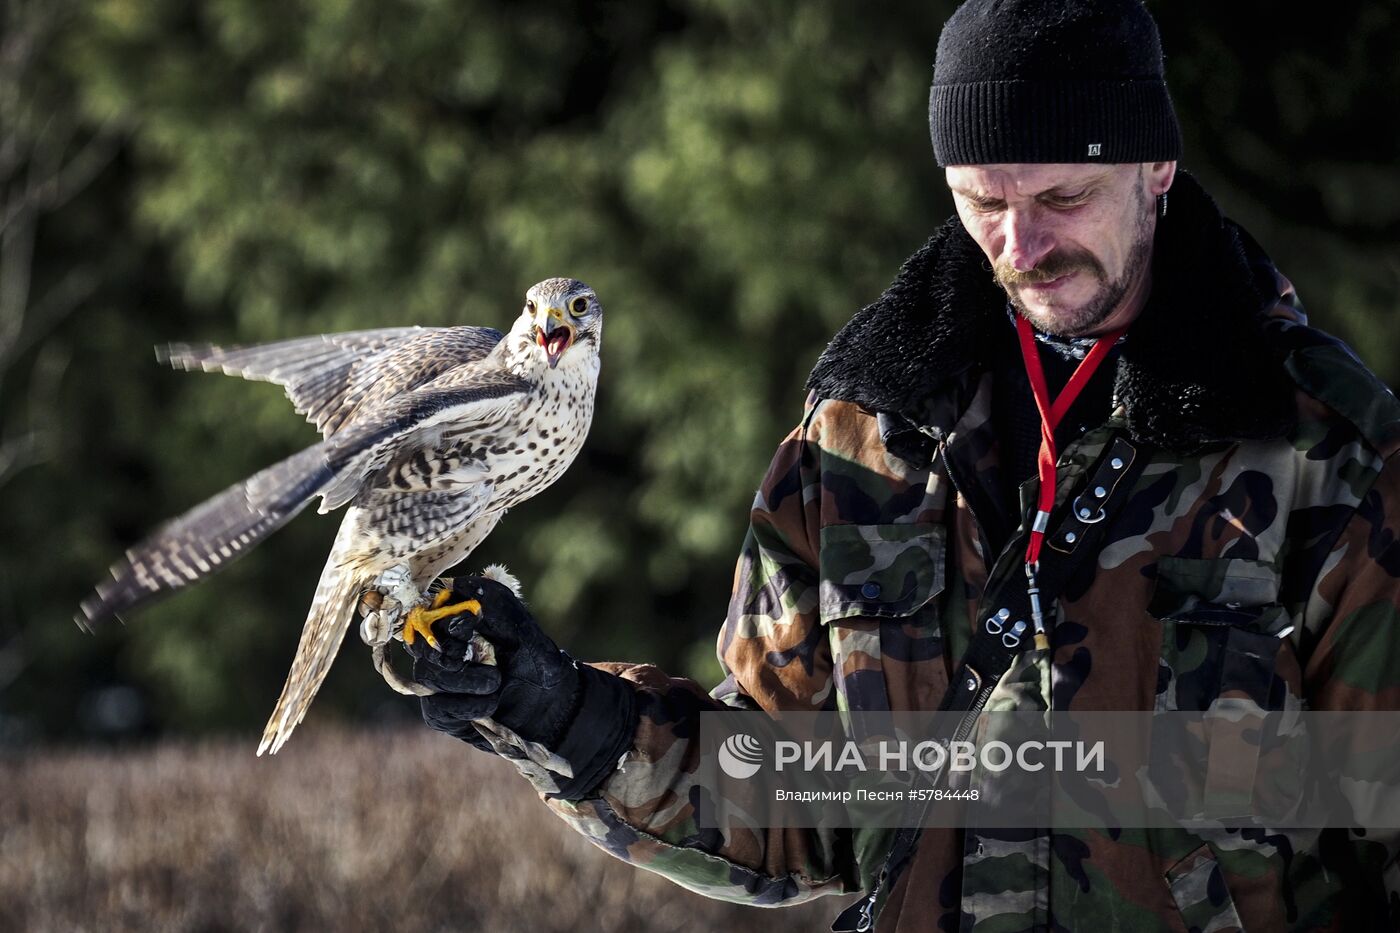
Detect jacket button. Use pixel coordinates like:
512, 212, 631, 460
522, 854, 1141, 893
861, 582, 882, 600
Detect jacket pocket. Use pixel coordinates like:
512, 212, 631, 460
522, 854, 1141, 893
1150, 557, 1307, 823
817, 523, 946, 623
818, 523, 946, 715
1150, 557, 1296, 712
1150, 556, 1289, 628
1165, 844, 1244, 933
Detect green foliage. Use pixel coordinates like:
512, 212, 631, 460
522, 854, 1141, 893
2, 0, 1397, 742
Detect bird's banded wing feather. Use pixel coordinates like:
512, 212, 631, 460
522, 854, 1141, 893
160, 325, 505, 438
316, 327, 506, 435
160, 328, 427, 434
78, 443, 332, 629
287, 374, 531, 512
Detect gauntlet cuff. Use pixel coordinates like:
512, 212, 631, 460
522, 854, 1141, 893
547, 663, 640, 802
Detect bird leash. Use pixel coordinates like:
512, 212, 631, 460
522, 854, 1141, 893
831, 317, 1143, 933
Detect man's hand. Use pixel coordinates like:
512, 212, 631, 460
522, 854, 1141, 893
405, 574, 640, 800
404, 575, 583, 752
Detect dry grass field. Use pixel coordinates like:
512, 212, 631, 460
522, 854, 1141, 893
0, 727, 838, 932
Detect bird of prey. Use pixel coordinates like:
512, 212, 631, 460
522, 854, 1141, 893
77, 278, 603, 755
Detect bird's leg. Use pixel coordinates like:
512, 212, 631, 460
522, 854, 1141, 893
358, 564, 419, 647
401, 588, 482, 650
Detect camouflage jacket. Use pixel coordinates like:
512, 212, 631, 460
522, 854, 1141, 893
493, 173, 1400, 932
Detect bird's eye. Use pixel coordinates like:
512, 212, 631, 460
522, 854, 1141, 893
525, 299, 536, 314
570, 296, 589, 317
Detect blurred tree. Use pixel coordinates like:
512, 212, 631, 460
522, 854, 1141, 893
2, 0, 1397, 743
0, 0, 129, 743
0, 1, 123, 488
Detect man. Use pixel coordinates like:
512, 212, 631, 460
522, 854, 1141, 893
409, 0, 1400, 929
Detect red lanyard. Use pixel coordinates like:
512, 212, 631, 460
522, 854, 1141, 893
1014, 314, 1125, 647
1014, 314, 1124, 563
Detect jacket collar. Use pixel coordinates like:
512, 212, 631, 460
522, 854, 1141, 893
806, 172, 1298, 451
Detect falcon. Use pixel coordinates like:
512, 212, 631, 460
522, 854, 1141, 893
77, 278, 603, 755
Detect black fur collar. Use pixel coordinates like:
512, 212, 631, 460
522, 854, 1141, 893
805, 171, 1297, 450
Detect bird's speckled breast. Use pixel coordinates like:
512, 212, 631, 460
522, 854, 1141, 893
478, 361, 597, 511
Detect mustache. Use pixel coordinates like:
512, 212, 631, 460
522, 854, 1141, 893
994, 250, 1105, 287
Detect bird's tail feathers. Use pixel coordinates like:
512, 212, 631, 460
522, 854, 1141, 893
258, 534, 365, 755
77, 443, 334, 630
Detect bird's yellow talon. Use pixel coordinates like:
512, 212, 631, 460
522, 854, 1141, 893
402, 597, 482, 649
401, 613, 440, 650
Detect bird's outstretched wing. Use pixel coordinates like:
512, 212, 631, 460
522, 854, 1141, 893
161, 325, 505, 437
78, 443, 332, 629
79, 374, 528, 631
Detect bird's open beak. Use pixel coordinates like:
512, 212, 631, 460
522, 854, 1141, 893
534, 308, 574, 369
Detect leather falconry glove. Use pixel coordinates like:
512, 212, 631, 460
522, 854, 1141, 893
404, 575, 638, 800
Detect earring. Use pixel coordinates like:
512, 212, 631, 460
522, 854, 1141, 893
1157, 192, 1168, 219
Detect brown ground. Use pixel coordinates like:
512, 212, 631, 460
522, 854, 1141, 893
0, 727, 840, 932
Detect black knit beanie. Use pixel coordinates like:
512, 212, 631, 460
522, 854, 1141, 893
930, 0, 1182, 165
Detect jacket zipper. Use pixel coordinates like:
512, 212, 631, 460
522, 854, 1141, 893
853, 434, 1034, 933
855, 674, 997, 931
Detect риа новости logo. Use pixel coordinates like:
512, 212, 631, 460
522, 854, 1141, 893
718, 733, 764, 779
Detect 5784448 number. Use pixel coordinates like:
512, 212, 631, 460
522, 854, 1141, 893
907, 788, 979, 802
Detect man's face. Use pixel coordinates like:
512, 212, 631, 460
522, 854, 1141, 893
946, 162, 1173, 337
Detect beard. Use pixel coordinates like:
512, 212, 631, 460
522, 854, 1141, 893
993, 188, 1156, 338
